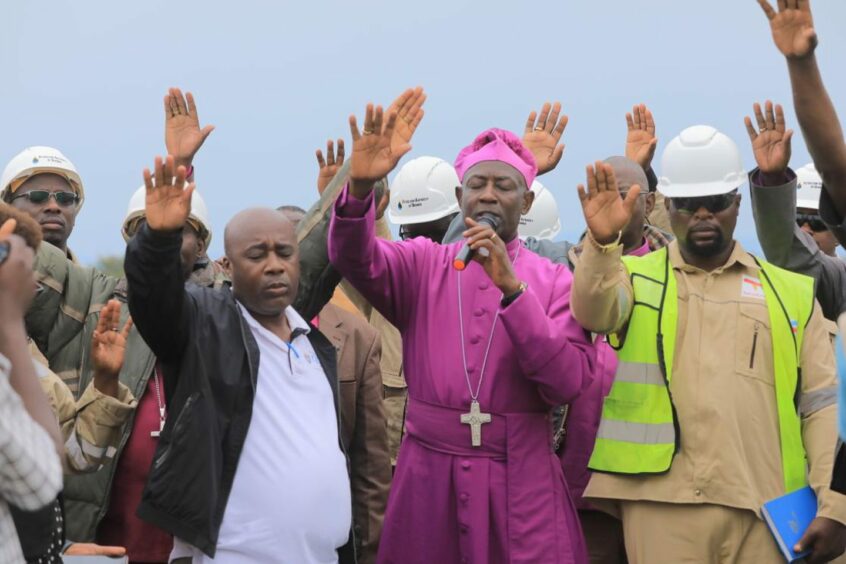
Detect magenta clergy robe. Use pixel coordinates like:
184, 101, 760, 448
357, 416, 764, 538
329, 187, 593, 564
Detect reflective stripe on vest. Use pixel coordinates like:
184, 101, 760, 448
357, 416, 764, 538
588, 247, 814, 492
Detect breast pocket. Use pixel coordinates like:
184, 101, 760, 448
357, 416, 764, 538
735, 303, 774, 385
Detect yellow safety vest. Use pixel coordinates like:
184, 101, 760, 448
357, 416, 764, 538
588, 247, 814, 493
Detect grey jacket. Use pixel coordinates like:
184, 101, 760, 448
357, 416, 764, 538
749, 167, 846, 322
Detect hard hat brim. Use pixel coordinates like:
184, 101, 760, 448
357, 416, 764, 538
658, 178, 745, 198
387, 205, 459, 226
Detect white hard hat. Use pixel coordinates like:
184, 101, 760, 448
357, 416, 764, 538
796, 162, 823, 211
519, 181, 561, 240
1, 146, 84, 207
122, 185, 212, 246
657, 125, 746, 198
387, 156, 460, 225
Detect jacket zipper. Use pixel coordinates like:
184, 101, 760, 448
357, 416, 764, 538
749, 323, 759, 370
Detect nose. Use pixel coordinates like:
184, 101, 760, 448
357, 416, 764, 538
42, 194, 62, 213
264, 253, 286, 275
479, 181, 498, 203
691, 206, 714, 220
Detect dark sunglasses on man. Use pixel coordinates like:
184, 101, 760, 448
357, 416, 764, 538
796, 213, 828, 233
10, 190, 80, 207
669, 190, 737, 215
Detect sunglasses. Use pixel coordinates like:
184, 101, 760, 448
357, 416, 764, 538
10, 190, 80, 207
669, 191, 737, 215
796, 213, 828, 233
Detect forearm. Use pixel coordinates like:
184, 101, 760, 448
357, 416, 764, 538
804, 407, 846, 524
329, 185, 419, 328
125, 224, 191, 362
571, 236, 633, 334
788, 55, 846, 214
0, 320, 63, 455
61, 381, 136, 473
498, 284, 594, 405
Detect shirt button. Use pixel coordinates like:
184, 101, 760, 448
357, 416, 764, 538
470, 335, 481, 345
460, 524, 469, 534
695, 489, 702, 496
461, 460, 471, 470
474, 308, 485, 317
467, 365, 475, 373
479, 282, 490, 290
460, 492, 470, 503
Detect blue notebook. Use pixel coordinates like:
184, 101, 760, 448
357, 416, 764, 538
761, 486, 817, 562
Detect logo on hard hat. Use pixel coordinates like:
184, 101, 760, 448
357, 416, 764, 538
32, 157, 39, 164
397, 202, 403, 210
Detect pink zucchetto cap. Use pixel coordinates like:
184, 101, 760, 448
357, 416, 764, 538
454, 128, 537, 189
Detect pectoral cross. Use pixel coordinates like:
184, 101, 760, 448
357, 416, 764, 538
460, 400, 491, 448
150, 407, 165, 438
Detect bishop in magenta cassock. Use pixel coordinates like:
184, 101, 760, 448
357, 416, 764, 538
329, 104, 594, 564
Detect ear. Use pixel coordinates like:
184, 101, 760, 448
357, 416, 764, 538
522, 188, 535, 215
220, 256, 232, 277
735, 193, 742, 216
196, 237, 207, 259
645, 192, 656, 216
454, 185, 463, 206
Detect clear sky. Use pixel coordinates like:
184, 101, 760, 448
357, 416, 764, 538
2, 0, 845, 263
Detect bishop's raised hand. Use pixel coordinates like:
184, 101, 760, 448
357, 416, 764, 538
348, 104, 411, 198
522, 101, 568, 175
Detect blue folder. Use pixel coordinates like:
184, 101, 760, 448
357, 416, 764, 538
761, 486, 817, 562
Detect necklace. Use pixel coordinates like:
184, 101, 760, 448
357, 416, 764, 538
150, 366, 167, 438
457, 242, 521, 447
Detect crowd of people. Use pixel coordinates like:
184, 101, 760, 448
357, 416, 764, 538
2, 1, 846, 562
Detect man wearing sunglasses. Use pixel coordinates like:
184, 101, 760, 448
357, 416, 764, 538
0, 146, 84, 262
571, 124, 846, 562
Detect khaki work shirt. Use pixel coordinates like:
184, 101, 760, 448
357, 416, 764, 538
572, 237, 846, 525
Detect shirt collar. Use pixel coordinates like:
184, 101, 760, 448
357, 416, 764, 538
238, 302, 311, 338
668, 239, 759, 274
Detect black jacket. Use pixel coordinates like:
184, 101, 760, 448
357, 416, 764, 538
125, 224, 355, 561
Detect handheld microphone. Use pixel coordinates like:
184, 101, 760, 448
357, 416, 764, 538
453, 213, 501, 271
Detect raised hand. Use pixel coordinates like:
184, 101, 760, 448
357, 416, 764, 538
316, 139, 345, 195
744, 101, 794, 174
164, 88, 215, 169
523, 102, 568, 175
143, 155, 194, 232
348, 104, 410, 198
577, 162, 641, 245
91, 299, 132, 398
625, 104, 658, 169
386, 87, 426, 157
757, 0, 817, 59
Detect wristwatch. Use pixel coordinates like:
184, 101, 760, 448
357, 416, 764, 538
0, 241, 9, 267
501, 281, 528, 308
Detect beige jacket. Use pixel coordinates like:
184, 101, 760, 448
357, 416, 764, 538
573, 237, 846, 524
30, 342, 135, 474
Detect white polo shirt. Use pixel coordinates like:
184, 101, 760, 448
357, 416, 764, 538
172, 305, 351, 563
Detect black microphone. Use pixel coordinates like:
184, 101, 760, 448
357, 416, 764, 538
453, 213, 501, 271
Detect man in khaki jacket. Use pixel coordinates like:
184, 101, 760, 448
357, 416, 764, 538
571, 123, 846, 562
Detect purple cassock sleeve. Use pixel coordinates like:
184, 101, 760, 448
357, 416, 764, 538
328, 185, 423, 331
497, 272, 595, 406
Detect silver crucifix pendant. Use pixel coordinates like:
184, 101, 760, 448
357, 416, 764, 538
460, 400, 492, 447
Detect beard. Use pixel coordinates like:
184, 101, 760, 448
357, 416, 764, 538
682, 228, 727, 258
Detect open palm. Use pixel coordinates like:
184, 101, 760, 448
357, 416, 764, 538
744, 101, 793, 174
91, 300, 132, 377
144, 155, 194, 231
625, 104, 658, 168
387, 87, 426, 157
349, 104, 410, 183
523, 102, 568, 175
164, 88, 214, 165
577, 162, 640, 243
758, 0, 817, 59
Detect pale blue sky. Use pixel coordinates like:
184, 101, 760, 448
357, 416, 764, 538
2, 0, 845, 263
